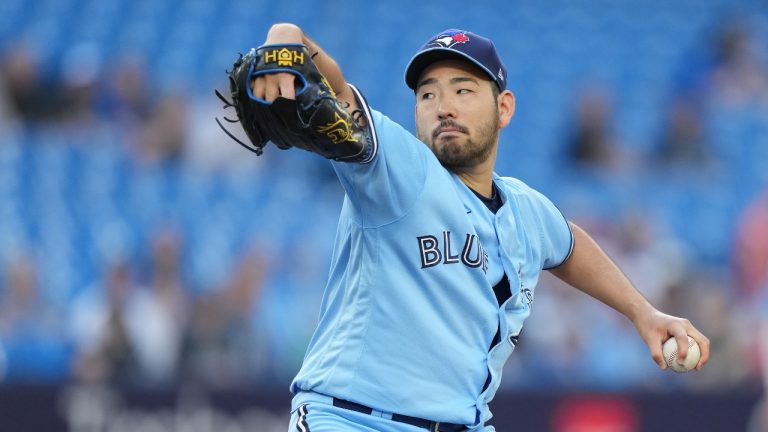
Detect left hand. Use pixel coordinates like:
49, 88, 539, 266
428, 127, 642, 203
251, 23, 305, 102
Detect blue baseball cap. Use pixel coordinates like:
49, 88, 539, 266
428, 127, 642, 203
404, 29, 507, 91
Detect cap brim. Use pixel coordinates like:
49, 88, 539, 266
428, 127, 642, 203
404, 47, 498, 90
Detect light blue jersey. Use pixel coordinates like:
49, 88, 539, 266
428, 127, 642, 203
290, 86, 573, 429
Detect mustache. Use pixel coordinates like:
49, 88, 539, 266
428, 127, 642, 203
432, 120, 469, 140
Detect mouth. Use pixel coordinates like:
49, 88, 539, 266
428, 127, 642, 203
433, 122, 468, 140
436, 128, 461, 137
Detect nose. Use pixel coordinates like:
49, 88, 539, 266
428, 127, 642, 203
436, 95, 456, 119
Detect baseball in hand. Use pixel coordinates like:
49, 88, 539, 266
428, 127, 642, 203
662, 336, 701, 373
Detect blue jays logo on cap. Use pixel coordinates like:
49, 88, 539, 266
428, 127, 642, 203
428, 31, 470, 49
404, 29, 507, 91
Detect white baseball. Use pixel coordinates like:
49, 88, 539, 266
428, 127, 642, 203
662, 335, 700, 373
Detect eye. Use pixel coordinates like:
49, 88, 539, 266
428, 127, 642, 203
421, 92, 435, 100
457, 88, 473, 95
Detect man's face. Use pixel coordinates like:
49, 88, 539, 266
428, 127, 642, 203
414, 59, 500, 171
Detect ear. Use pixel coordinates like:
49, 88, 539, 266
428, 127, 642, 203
498, 90, 515, 128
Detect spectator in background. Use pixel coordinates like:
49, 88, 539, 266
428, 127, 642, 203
566, 85, 627, 173
0, 42, 57, 125
600, 211, 686, 305
55, 43, 106, 133
705, 19, 768, 108
733, 191, 768, 298
662, 273, 750, 390
134, 91, 189, 165
70, 227, 189, 387
732, 190, 768, 390
503, 270, 589, 389
752, 202, 768, 432
653, 96, 712, 171
99, 55, 152, 131
258, 239, 331, 381
186, 93, 263, 172
0, 252, 71, 381
123, 226, 189, 385
69, 257, 142, 386
672, 18, 768, 111
179, 246, 269, 388
745, 268, 768, 432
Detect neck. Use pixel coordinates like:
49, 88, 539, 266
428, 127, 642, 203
455, 147, 497, 198
457, 172, 493, 197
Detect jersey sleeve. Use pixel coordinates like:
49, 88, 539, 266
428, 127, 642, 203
506, 179, 574, 270
531, 188, 573, 269
329, 85, 431, 228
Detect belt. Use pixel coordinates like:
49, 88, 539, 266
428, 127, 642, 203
332, 397, 468, 432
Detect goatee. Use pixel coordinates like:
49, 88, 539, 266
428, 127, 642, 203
418, 118, 499, 171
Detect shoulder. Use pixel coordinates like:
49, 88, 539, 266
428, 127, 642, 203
368, 107, 416, 144
496, 176, 542, 198
496, 175, 574, 267
348, 84, 408, 138
496, 175, 561, 217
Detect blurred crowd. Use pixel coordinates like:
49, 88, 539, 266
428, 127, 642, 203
0, 10, 767, 406
516, 18, 768, 393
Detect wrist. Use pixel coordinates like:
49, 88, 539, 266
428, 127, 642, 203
266, 23, 304, 45
626, 299, 656, 327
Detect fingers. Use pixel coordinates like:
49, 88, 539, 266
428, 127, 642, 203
278, 74, 296, 100
250, 73, 296, 102
662, 317, 711, 371
264, 74, 280, 102
684, 325, 711, 371
642, 312, 711, 372
251, 76, 265, 100
650, 334, 667, 370
671, 327, 690, 364
654, 358, 666, 370
675, 317, 711, 370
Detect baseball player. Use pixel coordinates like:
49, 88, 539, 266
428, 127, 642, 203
219, 23, 711, 432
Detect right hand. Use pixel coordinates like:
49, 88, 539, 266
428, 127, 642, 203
251, 23, 304, 102
632, 307, 710, 371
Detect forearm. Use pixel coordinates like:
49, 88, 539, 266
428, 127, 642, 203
550, 222, 710, 369
548, 222, 655, 324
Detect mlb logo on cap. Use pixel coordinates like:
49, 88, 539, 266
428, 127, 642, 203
404, 29, 507, 91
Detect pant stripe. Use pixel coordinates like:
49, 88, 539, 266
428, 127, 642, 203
296, 403, 310, 432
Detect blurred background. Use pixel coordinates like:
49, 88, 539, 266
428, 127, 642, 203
0, 0, 767, 431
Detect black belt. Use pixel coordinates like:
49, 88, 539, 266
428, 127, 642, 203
332, 397, 467, 432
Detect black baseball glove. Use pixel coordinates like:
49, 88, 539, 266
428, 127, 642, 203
216, 44, 371, 161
